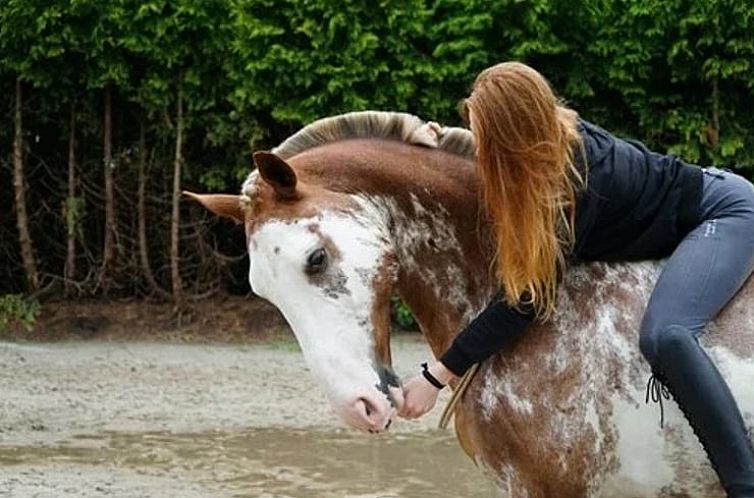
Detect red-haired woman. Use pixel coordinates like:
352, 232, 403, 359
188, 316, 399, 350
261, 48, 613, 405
398, 62, 754, 497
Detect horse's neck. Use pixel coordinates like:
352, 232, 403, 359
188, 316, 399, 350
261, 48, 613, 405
378, 187, 496, 358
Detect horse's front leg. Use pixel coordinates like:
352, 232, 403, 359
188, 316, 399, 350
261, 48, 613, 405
454, 405, 555, 498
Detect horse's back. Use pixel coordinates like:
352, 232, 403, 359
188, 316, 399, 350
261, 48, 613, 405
461, 261, 754, 498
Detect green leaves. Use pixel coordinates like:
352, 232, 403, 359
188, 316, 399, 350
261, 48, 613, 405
1, 0, 754, 186
4, 0, 750, 171
1, 0, 754, 297
228, 0, 431, 129
589, 0, 754, 170
0, 294, 41, 335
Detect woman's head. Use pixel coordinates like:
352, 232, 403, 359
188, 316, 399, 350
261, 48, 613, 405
464, 62, 584, 317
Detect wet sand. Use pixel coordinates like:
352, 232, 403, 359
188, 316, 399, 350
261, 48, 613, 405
0, 338, 498, 497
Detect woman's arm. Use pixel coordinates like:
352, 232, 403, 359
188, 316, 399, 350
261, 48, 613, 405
398, 294, 534, 420
440, 293, 535, 376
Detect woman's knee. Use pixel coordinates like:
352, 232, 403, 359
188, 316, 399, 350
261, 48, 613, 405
639, 323, 692, 367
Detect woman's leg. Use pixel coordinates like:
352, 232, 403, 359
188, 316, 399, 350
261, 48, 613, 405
639, 169, 754, 497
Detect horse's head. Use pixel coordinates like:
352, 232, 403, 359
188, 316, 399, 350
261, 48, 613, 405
187, 150, 403, 433
187, 111, 482, 433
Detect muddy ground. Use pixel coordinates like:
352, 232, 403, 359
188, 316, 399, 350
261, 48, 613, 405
0, 337, 498, 497
15, 296, 289, 343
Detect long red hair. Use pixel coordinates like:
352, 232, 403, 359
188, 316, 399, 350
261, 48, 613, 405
465, 62, 585, 317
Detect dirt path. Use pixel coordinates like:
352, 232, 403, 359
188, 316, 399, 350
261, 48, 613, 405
0, 337, 495, 497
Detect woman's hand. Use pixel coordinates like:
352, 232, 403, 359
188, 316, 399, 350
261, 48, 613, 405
410, 121, 445, 148
398, 361, 458, 420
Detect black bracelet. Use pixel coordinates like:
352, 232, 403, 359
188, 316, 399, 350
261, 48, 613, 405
421, 362, 446, 390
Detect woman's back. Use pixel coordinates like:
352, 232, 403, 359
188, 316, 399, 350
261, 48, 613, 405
573, 120, 703, 261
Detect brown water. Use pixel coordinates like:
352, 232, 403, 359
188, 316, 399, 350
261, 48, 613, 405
0, 341, 499, 497
0, 429, 498, 497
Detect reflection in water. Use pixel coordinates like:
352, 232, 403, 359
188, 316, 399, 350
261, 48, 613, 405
1, 429, 499, 497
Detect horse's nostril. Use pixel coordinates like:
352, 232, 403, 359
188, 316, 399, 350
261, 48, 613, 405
359, 397, 374, 417
385, 419, 392, 430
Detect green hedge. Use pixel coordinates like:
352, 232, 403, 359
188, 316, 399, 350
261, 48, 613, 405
1, 0, 753, 295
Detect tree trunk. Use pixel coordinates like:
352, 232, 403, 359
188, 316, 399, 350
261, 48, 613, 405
137, 118, 170, 299
12, 77, 39, 292
170, 87, 184, 304
65, 100, 77, 295
101, 86, 116, 292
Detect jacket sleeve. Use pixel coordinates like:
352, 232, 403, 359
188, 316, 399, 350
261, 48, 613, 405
439, 293, 535, 377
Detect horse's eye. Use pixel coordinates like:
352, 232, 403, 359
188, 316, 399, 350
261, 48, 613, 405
305, 248, 328, 274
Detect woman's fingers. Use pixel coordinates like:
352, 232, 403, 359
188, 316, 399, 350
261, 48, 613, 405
427, 121, 443, 135
397, 375, 440, 420
410, 121, 445, 148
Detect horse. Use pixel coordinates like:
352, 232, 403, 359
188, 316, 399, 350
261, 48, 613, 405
186, 111, 754, 498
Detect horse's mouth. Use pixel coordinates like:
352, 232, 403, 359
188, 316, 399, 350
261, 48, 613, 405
367, 418, 392, 434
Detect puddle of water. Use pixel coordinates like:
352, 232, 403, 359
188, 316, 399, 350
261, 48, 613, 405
0, 429, 499, 498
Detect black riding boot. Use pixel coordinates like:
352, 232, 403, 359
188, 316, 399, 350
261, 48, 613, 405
652, 325, 754, 498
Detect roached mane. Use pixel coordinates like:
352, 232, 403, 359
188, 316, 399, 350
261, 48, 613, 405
241, 111, 475, 205
272, 110, 475, 160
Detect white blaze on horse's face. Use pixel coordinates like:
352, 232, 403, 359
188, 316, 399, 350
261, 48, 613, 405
247, 196, 400, 433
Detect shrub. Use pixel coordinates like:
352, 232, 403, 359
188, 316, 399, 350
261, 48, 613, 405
0, 294, 41, 335
391, 296, 417, 330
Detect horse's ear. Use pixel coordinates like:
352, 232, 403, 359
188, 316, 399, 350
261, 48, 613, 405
253, 151, 298, 200
183, 192, 245, 224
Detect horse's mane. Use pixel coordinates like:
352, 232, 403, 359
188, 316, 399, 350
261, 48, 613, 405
272, 111, 475, 160
241, 111, 474, 206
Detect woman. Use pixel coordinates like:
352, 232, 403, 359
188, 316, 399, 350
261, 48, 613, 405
397, 62, 754, 497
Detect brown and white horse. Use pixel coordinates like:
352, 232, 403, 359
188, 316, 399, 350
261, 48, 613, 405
187, 111, 754, 498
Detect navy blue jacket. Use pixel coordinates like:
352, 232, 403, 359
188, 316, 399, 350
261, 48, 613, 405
440, 120, 703, 376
